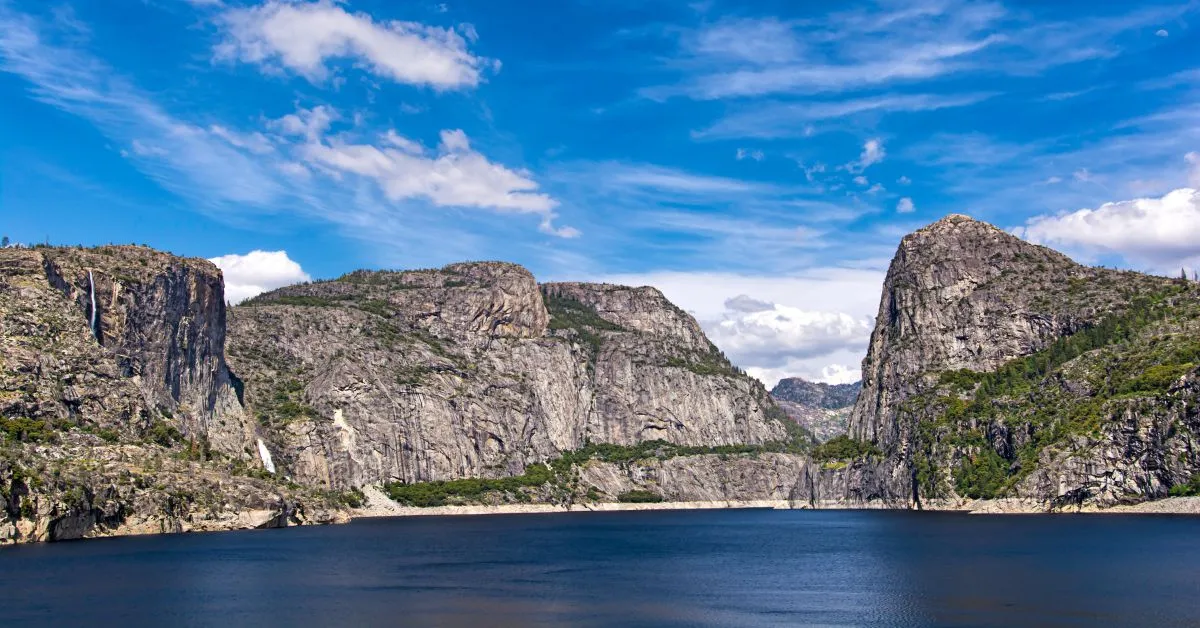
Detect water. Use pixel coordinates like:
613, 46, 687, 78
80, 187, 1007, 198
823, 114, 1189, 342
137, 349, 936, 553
2, 509, 1199, 627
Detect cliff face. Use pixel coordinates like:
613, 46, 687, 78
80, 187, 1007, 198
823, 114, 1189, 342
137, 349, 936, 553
228, 265, 791, 490
770, 378, 859, 442
0, 246, 344, 544
798, 215, 1200, 510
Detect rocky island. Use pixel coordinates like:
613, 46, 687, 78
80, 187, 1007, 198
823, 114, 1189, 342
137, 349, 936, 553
4, 214, 1199, 544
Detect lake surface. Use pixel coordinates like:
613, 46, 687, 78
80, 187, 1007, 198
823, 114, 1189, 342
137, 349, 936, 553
2, 509, 1199, 627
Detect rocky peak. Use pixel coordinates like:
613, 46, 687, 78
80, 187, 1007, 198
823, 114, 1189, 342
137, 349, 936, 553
849, 214, 1178, 450
258, 261, 549, 341
540, 282, 711, 351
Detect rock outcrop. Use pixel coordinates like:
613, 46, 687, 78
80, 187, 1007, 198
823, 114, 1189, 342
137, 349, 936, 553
0, 246, 350, 544
770, 378, 859, 442
228, 264, 793, 490
795, 214, 1200, 510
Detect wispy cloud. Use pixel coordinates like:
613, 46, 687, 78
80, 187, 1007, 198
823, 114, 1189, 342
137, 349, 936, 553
644, 2, 1189, 101
695, 92, 995, 139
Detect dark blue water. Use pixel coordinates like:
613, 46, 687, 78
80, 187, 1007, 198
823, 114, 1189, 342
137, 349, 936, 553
2, 509, 1199, 627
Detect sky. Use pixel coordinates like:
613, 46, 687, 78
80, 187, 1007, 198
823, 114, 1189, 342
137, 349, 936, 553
2, 0, 1200, 387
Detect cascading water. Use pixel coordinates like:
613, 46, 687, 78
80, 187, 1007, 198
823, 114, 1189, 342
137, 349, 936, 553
87, 269, 99, 339
257, 438, 276, 474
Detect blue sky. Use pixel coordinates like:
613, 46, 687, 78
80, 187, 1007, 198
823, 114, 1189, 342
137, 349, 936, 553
3, 0, 1200, 385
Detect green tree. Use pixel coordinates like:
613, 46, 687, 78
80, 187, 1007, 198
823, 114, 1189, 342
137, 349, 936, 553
0, 236, 9, 248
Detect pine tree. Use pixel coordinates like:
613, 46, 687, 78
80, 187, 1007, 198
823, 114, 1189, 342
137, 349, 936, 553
0, 236, 8, 248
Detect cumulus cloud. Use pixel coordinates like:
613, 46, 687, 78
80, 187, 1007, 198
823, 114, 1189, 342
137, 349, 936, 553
897, 197, 915, 213
215, 0, 490, 89
209, 250, 311, 303
598, 269, 885, 387
706, 298, 873, 371
1014, 187, 1200, 273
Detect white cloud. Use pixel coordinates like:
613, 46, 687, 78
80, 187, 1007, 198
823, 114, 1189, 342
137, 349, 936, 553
897, 176, 911, 185
1015, 187, 1200, 273
1073, 167, 1094, 182
695, 93, 993, 139
302, 127, 561, 215
897, 197, 915, 213
209, 124, 274, 154
735, 147, 765, 161
1156, 29, 1169, 37
215, 0, 490, 89
597, 269, 885, 387
867, 183, 884, 194
650, 3, 1185, 101
846, 138, 885, 173
209, 250, 311, 304
270, 104, 336, 141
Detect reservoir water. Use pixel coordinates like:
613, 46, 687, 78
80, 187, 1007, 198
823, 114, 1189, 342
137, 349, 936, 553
2, 509, 1199, 626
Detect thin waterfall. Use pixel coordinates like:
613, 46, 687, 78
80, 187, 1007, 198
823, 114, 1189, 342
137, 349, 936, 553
87, 270, 99, 339
257, 438, 276, 474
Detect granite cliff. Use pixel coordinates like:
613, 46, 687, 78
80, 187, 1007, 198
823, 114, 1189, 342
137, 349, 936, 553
1, 248, 808, 543
770, 378, 859, 442
0, 246, 347, 544
228, 264, 808, 500
794, 215, 1200, 511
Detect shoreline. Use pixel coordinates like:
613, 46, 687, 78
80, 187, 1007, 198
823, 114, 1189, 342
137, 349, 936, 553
351, 486, 1200, 520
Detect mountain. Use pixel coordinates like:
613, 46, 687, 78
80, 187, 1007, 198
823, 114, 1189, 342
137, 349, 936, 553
0, 246, 347, 544
794, 215, 1200, 511
770, 378, 860, 442
1, 249, 811, 543
229, 265, 812, 503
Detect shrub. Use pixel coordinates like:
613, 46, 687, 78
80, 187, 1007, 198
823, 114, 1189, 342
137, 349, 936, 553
617, 489, 663, 503
1169, 474, 1200, 497
811, 435, 881, 462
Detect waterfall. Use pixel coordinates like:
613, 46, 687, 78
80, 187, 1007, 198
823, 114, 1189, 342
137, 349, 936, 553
87, 270, 98, 338
257, 438, 276, 474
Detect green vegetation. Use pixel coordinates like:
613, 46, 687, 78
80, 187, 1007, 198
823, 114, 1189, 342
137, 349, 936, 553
1169, 474, 1200, 497
355, 299, 392, 318
544, 293, 625, 358
810, 435, 882, 462
0, 417, 56, 443
145, 420, 182, 447
911, 283, 1200, 500
953, 445, 1008, 499
384, 463, 555, 507
664, 350, 745, 378
383, 437, 809, 507
939, 368, 985, 392
242, 294, 351, 307
255, 377, 319, 425
618, 489, 663, 503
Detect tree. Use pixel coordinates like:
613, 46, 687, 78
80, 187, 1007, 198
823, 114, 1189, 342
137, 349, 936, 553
0, 236, 8, 248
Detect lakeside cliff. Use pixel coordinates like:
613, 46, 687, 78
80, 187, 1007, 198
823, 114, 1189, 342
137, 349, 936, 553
794, 215, 1200, 511
0, 247, 809, 544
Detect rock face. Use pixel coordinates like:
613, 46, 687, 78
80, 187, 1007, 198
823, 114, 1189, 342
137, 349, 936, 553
0, 246, 346, 544
770, 378, 859, 442
228, 265, 791, 489
796, 214, 1200, 510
